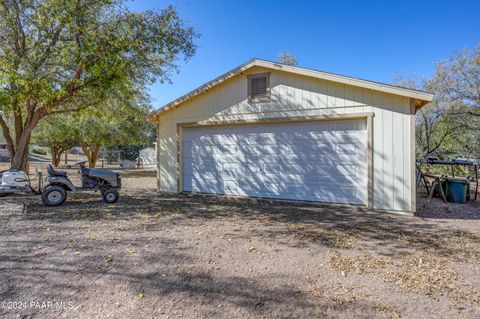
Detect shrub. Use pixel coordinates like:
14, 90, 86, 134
32, 148, 47, 155
100, 145, 144, 164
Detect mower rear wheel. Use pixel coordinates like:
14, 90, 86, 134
102, 188, 119, 203
42, 185, 67, 206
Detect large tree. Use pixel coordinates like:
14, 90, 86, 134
0, 0, 197, 169
32, 115, 77, 166
415, 78, 466, 157
432, 46, 480, 116
33, 84, 152, 167
75, 88, 151, 167
416, 46, 480, 157
393, 46, 480, 158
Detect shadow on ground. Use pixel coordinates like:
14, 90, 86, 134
1, 192, 479, 318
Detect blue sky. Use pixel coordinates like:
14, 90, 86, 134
128, 0, 480, 109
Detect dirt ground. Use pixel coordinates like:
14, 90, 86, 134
1, 168, 480, 318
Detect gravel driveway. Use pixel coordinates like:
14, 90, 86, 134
1, 169, 480, 318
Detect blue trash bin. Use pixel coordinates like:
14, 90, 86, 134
445, 178, 469, 204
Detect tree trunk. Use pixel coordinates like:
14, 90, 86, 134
88, 146, 100, 168
11, 135, 31, 170
0, 115, 16, 165
51, 147, 63, 167
51, 147, 57, 166
81, 143, 100, 168
9, 107, 46, 171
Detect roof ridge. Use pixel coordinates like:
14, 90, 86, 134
148, 59, 433, 120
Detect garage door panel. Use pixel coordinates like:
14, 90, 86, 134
284, 153, 354, 164
191, 154, 241, 164
188, 133, 237, 145
335, 143, 360, 155
241, 163, 261, 173
253, 133, 279, 145
259, 155, 283, 164
258, 145, 285, 156
191, 144, 238, 156
286, 143, 334, 156
312, 187, 358, 202
187, 176, 232, 194
190, 169, 238, 181
262, 182, 286, 195
238, 145, 260, 156
238, 179, 261, 194
183, 120, 367, 205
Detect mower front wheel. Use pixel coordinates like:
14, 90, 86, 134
42, 185, 67, 206
102, 188, 119, 204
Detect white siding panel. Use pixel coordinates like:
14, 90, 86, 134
392, 110, 404, 211
382, 108, 394, 210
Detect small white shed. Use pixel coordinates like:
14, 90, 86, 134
139, 144, 157, 165
0, 135, 9, 159
148, 59, 433, 214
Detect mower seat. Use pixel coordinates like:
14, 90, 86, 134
47, 164, 67, 177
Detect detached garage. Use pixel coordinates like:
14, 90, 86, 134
148, 59, 433, 214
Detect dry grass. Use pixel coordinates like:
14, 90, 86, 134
328, 250, 480, 310
309, 281, 361, 304
385, 251, 480, 309
309, 281, 404, 319
329, 252, 393, 274
293, 224, 359, 249
373, 305, 404, 319
2, 168, 480, 318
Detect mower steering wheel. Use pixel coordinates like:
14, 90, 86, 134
74, 161, 88, 167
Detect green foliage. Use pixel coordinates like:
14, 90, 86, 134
101, 145, 144, 163
433, 46, 480, 112
32, 82, 153, 166
33, 115, 77, 149
74, 86, 152, 146
0, 0, 198, 168
394, 45, 480, 159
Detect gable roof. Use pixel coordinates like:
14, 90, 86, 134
148, 58, 433, 121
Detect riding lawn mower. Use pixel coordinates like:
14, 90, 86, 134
0, 161, 121, 206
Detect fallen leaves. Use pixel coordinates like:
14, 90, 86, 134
252, 298, 263, 306
384, 251, 480, 308
125, 247, 135, 255
329, 252, 393, 274
294, 225, 359, 249
310, 281, 360, 304
328, 250, 480, 309
373, 305, 404, 319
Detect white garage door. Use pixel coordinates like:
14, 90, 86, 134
182, 119, 367, 205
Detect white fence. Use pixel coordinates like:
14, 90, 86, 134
139, 147, 156, 165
